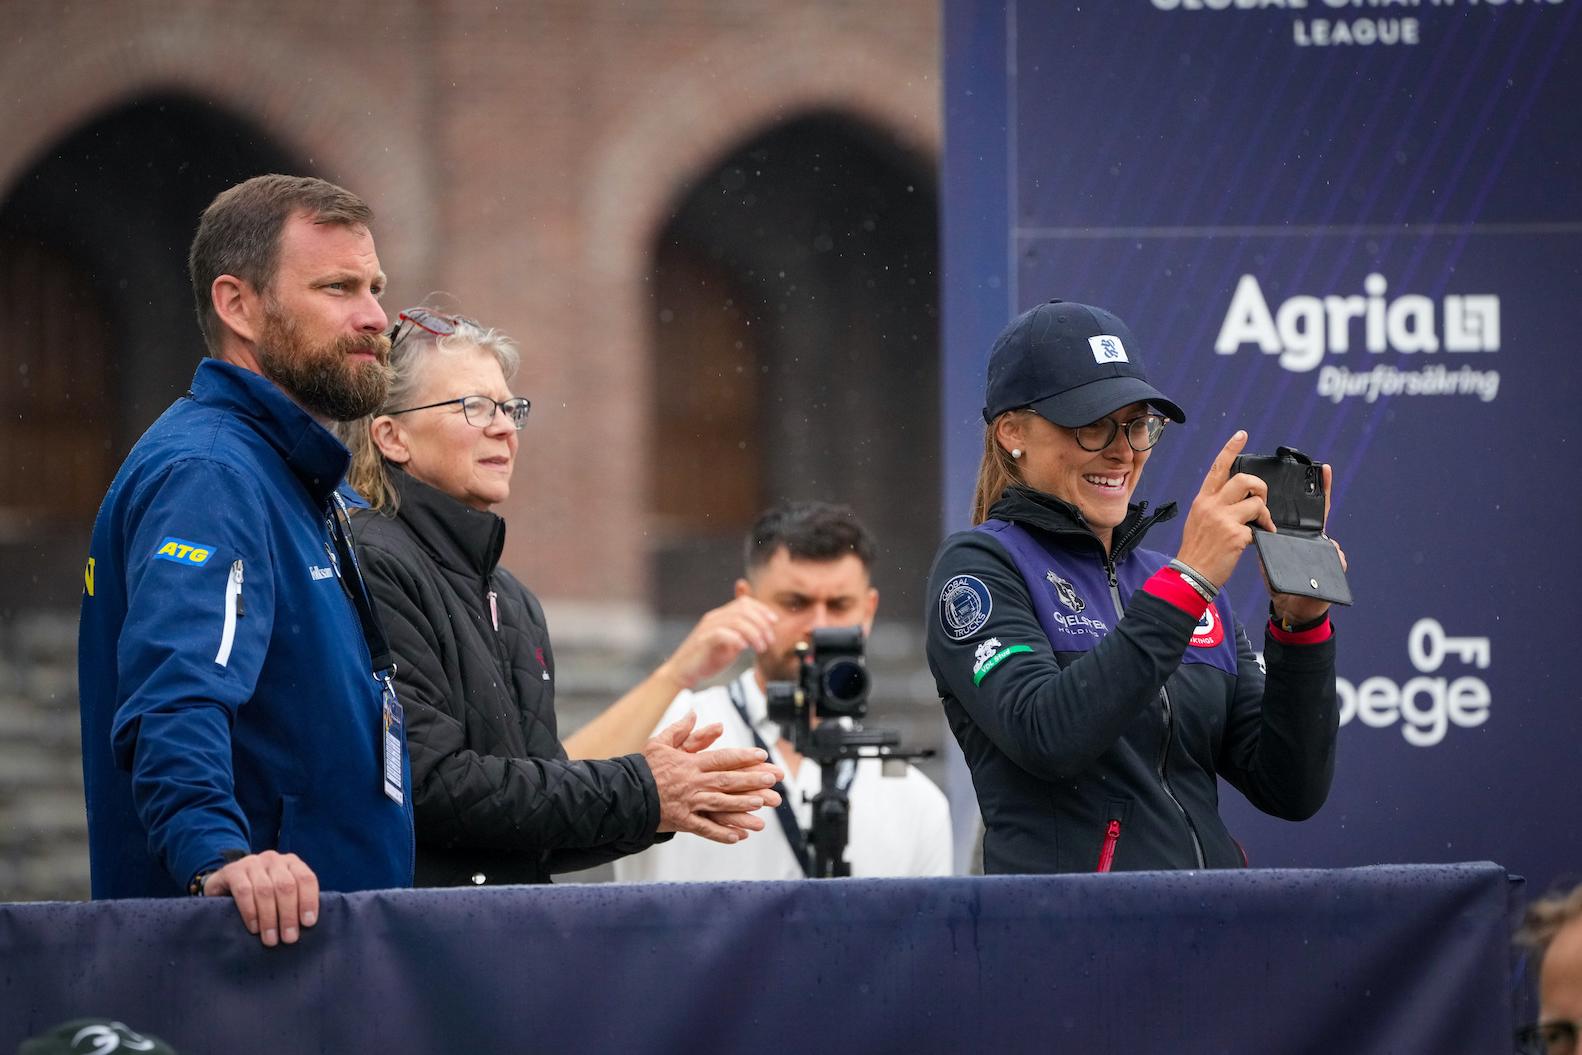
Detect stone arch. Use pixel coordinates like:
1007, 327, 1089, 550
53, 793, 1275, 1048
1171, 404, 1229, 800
0, 17, 436, 288
581, 29, 940, 615
585, 28, 936, 620
0, 82, 416, 614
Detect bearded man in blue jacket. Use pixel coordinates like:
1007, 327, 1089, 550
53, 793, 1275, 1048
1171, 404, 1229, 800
78, 174, 414, 946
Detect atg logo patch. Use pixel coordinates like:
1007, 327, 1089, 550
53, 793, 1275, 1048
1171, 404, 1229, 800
940, 575, 993, 641
152, 537, 217, 567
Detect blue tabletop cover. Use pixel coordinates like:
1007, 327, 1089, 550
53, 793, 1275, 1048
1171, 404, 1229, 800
0, 864, 1519, 1053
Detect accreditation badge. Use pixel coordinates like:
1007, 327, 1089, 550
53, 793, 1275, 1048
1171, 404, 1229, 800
380, 675, 405, 804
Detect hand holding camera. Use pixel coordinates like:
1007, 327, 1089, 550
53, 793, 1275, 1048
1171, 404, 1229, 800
1176, 430, 1278, 589
1177, 432, 1351, 613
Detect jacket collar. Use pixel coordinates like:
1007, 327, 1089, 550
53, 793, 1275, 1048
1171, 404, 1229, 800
389, 469, 506, 580
189, 358, 350, 507
986, 485, 1177, 561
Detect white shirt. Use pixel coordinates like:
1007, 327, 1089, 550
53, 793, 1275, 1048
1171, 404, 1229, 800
613, 671, 953, 882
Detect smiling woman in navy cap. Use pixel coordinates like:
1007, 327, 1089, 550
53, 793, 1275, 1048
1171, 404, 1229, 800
925, 300, 1345, 874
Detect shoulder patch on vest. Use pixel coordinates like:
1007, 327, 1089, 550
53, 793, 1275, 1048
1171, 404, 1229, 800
1189, 604, 1226, 648
939, 574, 992, 641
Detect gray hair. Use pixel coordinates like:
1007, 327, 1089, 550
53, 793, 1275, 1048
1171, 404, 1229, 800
335, 310, 520, 513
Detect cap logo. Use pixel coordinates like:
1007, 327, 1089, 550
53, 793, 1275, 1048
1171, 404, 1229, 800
1089, 335, 1129, 364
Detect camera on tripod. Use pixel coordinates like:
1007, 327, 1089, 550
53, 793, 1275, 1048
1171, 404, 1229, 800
765, 626, 870, 746
762, 626, 931, 878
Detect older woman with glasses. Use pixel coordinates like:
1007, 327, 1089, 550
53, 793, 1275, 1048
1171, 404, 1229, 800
925, 300, 1346, 875
337, 306, 784, 886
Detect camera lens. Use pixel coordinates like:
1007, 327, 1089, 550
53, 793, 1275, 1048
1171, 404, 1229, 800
820, 658, 869, 714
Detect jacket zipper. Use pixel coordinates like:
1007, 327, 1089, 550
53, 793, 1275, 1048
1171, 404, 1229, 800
214, 559, 245, 667
1103, 551, 1207, 870
1158, 685, 1207, 868
487, 590, 500, 632
1096, 819, 1121, 873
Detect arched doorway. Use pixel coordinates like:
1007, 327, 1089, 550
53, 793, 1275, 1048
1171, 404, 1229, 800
647, 112, 939, 621
0, 93, 302, 617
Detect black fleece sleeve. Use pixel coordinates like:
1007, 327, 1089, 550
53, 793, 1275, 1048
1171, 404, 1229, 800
357, 539, 662, 861
1216, 619, 1339, 821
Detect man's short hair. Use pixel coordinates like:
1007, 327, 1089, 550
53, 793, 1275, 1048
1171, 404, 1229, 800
744, 501, 876, 575
1517, 882, 1582, 965
188, 174, 373, 353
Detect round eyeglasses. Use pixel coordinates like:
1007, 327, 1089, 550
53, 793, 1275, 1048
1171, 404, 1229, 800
1071, 412, 1168, 453
1516, 1020, 1579, 1055
386, 395, 532, 431
388, 307, 483, 349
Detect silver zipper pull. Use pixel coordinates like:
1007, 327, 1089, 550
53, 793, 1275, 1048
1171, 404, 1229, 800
232, 559, 246, 618
488, 590, 500, 632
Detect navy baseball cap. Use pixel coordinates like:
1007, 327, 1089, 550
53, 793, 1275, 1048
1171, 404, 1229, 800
982, 300, 1186, 426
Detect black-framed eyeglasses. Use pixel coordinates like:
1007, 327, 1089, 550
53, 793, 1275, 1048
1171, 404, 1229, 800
386, 395, 532, 430
1071, 412, 1168, 452
388, 307, 482, 349
1517, 1020, 1580, 1055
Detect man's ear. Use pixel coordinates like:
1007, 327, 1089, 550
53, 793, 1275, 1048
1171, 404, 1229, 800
733, 577, 752, 601
210, 274, 263, 346
861, 586, 879, 634
370, 416, 410, 464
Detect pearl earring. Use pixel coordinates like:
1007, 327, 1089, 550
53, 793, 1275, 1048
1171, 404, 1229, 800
1011, 448, 1023, 459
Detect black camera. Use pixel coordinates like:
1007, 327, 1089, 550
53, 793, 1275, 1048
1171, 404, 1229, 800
765, 626, 870, 732
1230, 445, 1351, 606
1230, 445, 1325, 535
763, 625, 932, 878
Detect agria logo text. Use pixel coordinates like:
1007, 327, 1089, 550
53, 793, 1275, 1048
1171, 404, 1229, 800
1215, 274, 1501, 404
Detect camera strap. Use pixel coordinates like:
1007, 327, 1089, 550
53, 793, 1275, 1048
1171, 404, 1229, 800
727, 678, 812, 878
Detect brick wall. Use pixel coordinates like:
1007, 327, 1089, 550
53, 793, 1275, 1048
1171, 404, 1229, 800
0, 0, 943, 901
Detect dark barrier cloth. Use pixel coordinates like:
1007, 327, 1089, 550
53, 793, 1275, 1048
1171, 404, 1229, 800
0, 864, 1514, 1054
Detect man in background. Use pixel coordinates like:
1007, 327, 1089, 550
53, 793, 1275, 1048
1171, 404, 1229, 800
1518, 883, 1582, 1055
613, 501, 951, 881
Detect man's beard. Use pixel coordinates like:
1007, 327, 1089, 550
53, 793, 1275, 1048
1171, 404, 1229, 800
256, 303, 392, 422
758, 647, 802, 687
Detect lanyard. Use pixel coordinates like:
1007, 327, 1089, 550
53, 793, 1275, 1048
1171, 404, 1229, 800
326, 491, 397, 678
727, 679, 812, 878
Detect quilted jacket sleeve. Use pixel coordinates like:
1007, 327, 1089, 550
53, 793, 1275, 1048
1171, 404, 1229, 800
356, 532, 662, 865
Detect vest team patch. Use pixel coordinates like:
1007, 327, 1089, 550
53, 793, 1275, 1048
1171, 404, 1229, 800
940, 574, 993, 641
972, 638, 1033, 685
1046, 570, 1085, 613
1189, 604, 1226, 648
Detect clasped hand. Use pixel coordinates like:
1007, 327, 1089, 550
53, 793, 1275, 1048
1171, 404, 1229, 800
643, 711, 785, 844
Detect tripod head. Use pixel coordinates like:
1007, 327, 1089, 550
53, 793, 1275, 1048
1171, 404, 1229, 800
764, 627, 932, 876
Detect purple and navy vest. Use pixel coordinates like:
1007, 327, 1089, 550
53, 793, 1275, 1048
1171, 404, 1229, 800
976, 519, 1239, 675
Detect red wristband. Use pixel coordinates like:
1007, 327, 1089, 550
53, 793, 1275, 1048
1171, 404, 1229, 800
1268, 616, 1332, 645
1143, 567, 1212, 619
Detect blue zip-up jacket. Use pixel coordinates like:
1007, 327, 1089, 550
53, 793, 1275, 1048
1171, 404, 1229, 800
79, 359, 415, 898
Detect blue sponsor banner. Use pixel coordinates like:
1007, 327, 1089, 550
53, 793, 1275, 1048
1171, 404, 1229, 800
0, 868, 1521, 1052
943, 1, 1582, 890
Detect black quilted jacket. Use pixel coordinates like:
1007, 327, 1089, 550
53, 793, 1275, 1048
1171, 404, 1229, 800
350, 470, 663, 886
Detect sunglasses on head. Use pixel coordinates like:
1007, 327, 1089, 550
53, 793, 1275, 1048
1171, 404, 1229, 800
389, 307, 483, 348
